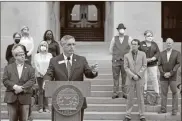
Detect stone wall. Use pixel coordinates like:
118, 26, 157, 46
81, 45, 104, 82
0, 2, 61, 67
112, 2, 163, 50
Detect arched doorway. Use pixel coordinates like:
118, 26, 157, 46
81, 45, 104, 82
60, 1, 105, 41
162, 1, 182, 42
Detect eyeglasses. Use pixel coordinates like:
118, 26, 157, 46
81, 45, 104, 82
16, 53, 25, 57
67, 43, 76, 46
146, 35, 153, 37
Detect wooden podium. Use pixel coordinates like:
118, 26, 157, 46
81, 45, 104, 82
45, 81, 91, 121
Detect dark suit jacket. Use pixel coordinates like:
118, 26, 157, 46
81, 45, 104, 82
44, 54, 97, 81
3, 63, 36, 104
158, 49, 181, 81
44, 54, 98, 109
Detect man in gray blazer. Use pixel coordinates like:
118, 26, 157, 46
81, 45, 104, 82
3, 44, 35, 121
44, 35, 98, 121
158, 38, 181, 115
123, 39, 147, 121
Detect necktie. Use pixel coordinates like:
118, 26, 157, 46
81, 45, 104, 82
67, 57, 72, 81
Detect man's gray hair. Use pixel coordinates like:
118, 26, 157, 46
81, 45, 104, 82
60, 35, 75, 46
11, 44, 25, 57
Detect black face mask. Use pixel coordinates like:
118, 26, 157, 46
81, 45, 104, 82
15, 39, 20, 44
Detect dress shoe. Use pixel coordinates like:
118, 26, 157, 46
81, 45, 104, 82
171, 111, 177, 116
123, 95, 127, 99
140, 118, 146, 121
38, 109, 43, 113
28, 116, 33, 121
123, 117, 131, 121
158, 110, 166, 114
112, 95, 119, 99
44, 108, 51, 113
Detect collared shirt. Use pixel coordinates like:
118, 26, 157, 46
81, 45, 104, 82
16, 63, 24, 78
63, 54, 73, 67
132, 50, 138, 61
167, 49, 172, 62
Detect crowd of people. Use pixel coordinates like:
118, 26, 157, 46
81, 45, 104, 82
2, 24, 181, 121
110, 23, 181, 121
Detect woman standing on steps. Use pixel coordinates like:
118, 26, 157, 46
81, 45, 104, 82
139, 30, 160, 97
43, 30, 60, 57
19, 26, 34, 65
34, 41, 52, 113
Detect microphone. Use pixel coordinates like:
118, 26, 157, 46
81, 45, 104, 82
67, 57, 70, 60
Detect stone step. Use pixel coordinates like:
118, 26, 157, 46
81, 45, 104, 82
1, 96, 180, 105
1, 111, 181, 120
86, 97, 181, 105
1, 103, 181, 112
1, 83, 157, 92
90, 91, 178, 98
1, 90, 178, 98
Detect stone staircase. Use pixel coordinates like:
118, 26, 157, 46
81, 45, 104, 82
1, 42, 181, 121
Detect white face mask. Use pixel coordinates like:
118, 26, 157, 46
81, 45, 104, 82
40, 46, 47, 51
119, 29, 125, 34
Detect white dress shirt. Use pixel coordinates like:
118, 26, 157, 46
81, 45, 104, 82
167, 49, 172, 62
63, 54, 73, 67
17, 63, 24, 78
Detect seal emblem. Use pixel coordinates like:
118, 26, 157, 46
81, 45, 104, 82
52, 85, 84, 116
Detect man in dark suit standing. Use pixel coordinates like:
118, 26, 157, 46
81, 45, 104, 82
44, 35, 98, 121
3, 44, 36, 121
158, 38, 181, 115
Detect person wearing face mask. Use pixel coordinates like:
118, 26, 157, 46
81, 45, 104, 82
138, 30, 160, 97
5, 32, 27, 64
34, 41, 52, 113
42, 30, 60, 57
109, 23, 132, 99
19, 26, 34, 65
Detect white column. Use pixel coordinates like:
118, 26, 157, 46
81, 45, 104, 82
1, 2, 49, 66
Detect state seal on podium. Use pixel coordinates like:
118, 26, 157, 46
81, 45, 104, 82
52, 85, 84, 116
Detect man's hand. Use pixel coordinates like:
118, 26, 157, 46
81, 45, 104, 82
133, 75, 139, 81
90, 63, 98, 74
13, 85, 23, 94
151, 57, 156, 61
147, 58, 152, 62
164, 72, 171, 78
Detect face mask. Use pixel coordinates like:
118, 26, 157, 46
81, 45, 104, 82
15, 39, 20, 44
40, 46, 46, 51
119, 29, 125, 34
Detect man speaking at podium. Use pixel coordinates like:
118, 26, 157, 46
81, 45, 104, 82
43, 35, 98, 121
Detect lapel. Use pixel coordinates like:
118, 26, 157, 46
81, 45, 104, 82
20, 63, 28, 80
70, 54, 79, 79
135, 51, 140, 63
12, 63, 19, 80
128, 52, 135, 67
58, 54, 68, 78
168, 49, 174, 63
